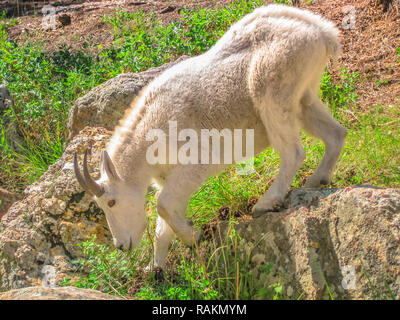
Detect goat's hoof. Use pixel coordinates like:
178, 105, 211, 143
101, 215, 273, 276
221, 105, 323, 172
304, 180, 319, 188
154, 266, 164, 282
252, 201, 282, 217
252, 207, 270, 218
320, 178, 329, 185
251, 206, 275, 218
305, 175, 330, 188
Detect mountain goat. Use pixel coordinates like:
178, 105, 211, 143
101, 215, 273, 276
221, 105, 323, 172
74, 5, 347, 269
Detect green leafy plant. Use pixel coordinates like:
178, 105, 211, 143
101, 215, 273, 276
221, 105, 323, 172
61, 234, 145, 297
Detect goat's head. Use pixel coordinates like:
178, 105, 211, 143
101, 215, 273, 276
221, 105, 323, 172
74, 149, 147, 251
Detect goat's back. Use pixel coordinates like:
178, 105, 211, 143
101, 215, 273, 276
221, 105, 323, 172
145, 5, 340, 116
109, 5, 340, 159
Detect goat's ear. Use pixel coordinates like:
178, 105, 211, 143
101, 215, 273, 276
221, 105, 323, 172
101, 150, 121, 182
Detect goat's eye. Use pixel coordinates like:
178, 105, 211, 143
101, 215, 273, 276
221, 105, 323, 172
108, 199, 116, 207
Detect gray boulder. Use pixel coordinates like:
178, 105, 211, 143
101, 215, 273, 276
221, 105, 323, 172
221, 186, 400, 300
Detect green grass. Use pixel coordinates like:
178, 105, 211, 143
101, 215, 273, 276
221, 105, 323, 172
62, 186, 284, 300
63, 219, 284, 300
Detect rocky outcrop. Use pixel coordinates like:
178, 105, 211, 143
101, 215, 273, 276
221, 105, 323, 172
0, 286, 121, 300
0, 127, 113, 291
67, 56, 190, 138
224, 187, 400, 300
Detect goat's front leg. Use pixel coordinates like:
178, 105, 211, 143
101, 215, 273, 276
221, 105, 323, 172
156, 166, 205, 249
157, 191, 199, 246
153, 216, 175, 269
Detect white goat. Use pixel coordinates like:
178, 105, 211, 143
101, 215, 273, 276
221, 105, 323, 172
74, 4, 347, 269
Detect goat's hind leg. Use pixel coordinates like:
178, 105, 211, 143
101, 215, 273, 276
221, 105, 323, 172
300, 93, 347, 188
252, 101, 306, 216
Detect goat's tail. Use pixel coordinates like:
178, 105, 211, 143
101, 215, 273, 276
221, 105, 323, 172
264, 4, 341, 62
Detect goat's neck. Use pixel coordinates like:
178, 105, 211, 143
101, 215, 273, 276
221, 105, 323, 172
112, 145, 152, 186
108, 126, 155, 192
108, 93, 159, 190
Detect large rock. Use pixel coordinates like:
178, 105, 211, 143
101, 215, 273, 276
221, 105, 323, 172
223, 186, 400, 300
0, 286, 121, 300
0, 127, 113, 291
67, 56, 190, 138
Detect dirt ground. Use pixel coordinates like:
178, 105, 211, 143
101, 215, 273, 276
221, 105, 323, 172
3, 0, 400, 109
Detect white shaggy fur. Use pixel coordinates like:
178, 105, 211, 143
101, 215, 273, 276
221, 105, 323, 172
87, 5, 347, 268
